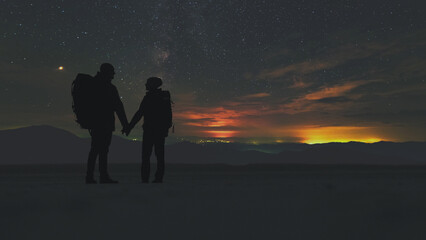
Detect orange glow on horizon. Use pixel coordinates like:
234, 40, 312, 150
304, 137, 383, 144
175, 103, 392, 143
177, 108, 240, 128
295, 126, 386, 144
186, 119, 235, 128
204, 130, 238, 138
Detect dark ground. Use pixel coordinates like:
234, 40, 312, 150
1, 164, 426, 240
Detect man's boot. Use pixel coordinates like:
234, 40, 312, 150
100, 175, 118, 184
85, 175, 97, 184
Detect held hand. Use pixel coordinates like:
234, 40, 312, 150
122, 124, 132, 136
121, 124, 129, 136
125, 128, 131, 136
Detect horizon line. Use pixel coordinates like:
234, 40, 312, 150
1, 124, 425, 145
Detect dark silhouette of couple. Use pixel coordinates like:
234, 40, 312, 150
72, 63, 172, 184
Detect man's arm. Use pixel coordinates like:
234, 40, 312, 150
112, 87, 128, 129
127, 97, 146, 133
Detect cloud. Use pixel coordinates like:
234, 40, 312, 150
256, 41, 399, 80
289, 78, 312, 88
315, 96, 352, 104
377, 83, 426, 97
344, 110, 426, 124
173, 77, 391, 139
304, 80, 371, 100
279, 80, 378, 114
174, 105, 242, 128
238, 92, 271, 100
258, 59, 337, 79
173, 91, 290, 138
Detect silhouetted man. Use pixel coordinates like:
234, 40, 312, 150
85, 63, 128, 184
124, 77, 172, 183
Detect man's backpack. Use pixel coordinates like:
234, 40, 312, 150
71, 74, 97, 129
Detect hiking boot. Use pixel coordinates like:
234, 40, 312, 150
100, 177, 119, 184
85, 177, 97, 184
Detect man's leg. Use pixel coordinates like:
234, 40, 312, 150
86, 129, 99, 183
98, 149, 109, 180
153, 136, 165, 182
98, 131, 117, 183
141, 133, 154, 182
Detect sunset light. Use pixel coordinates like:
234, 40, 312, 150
304, 137, 383, 145
178, 108, 240, 128
204, 130, 238, 138
296, 126, 386, 144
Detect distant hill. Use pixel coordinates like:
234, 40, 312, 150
0, 126, 425, 165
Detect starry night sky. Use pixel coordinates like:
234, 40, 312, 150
1, 0, 425, 143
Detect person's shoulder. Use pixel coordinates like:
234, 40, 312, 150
108, 83, 118, 91
161, 90, 171, 98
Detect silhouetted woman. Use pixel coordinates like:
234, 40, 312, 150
125, 77, 172, 183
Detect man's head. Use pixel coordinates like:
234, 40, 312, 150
99, 63, 115, 81
145, 77, 163, 91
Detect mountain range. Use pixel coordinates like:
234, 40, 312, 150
1, 125, 425, 165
